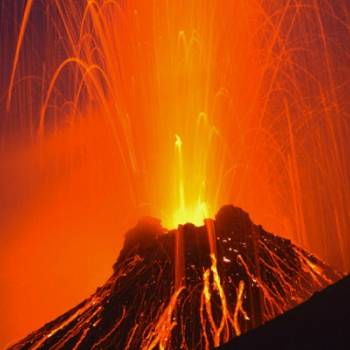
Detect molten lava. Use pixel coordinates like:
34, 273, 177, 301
9, 206, 342, 349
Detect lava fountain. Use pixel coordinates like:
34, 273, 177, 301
1, 0, 350, 347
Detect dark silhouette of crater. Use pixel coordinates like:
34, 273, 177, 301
218, 273, 350, 350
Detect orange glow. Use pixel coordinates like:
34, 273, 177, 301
1, 0, 350, 347
169, 134, 209, 227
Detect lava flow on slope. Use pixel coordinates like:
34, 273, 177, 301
9, 205, 341, 350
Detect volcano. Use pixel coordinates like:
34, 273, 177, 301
9, 205, 341, 350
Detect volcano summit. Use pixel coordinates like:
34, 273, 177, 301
9, 205, 341, 350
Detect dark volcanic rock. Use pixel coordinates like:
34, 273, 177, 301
217, 274, 350, 350
9, 205, 342, 350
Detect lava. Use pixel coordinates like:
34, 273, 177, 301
8, 206, 342, 349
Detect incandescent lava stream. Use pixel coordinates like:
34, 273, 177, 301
9, 205, 341, 350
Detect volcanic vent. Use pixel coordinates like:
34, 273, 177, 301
10, 205, 341, 350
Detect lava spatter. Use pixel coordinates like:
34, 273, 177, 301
9, 206, 342, 350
